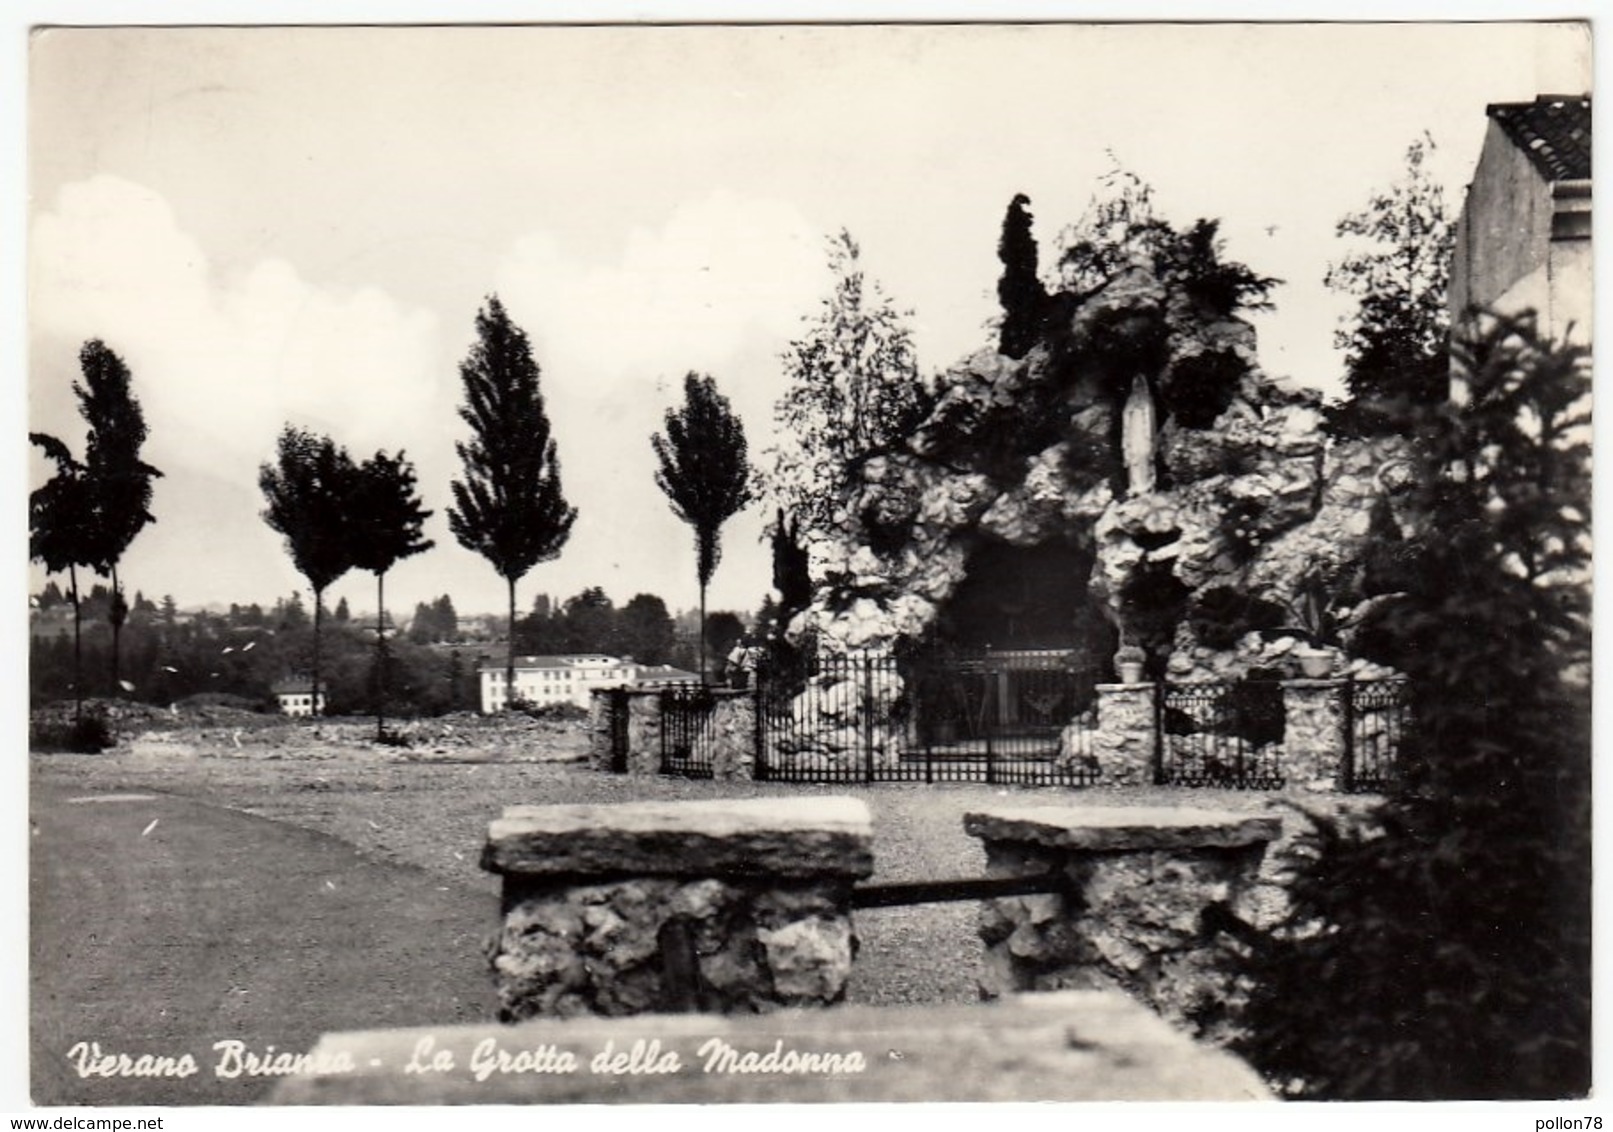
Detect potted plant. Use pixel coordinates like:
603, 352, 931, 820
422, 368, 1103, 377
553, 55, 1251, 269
1273, 572, 1342, 678
1113, 644, 1147, 685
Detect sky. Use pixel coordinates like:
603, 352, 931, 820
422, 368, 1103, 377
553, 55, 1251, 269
25, 20, 1593, 621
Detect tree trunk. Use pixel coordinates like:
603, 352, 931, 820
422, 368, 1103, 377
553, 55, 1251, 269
506, 576, 517, 712
69, 564, 82, 726
375, 571, 387, 741
698, 582, 708, 685
109, 562, 124, 698
312, 587, 324, 719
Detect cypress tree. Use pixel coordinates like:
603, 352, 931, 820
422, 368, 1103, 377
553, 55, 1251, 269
997, 193, 1048, 359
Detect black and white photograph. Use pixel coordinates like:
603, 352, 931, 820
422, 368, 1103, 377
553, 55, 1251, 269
17, 12, 1595, 1115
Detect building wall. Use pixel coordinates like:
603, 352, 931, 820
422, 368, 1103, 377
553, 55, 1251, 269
480, 657, 693, 712
1451, 119, 1555, 323
1547, 192, 1593, 345
276, 691, 325, 717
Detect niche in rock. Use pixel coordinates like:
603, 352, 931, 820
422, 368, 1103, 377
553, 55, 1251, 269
933, 540, 1096, 652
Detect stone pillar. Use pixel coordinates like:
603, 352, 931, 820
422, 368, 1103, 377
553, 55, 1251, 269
1091, 683, 1157, 785
586, 690, 616, 772
965, 805, 1281, 1044
1281, 679, 1346, 791
586, 688, 758, 779
624, 693, 664, 775
483, 797, 873, 1020
705, 693, 757, 780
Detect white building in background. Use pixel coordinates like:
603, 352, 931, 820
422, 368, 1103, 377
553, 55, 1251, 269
478, 654, 700, 713
271, 677, 326, 717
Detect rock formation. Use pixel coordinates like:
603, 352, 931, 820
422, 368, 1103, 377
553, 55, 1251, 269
788, 237, 1406, 686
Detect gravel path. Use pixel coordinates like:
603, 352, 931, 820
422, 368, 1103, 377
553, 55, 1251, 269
32, 733, 1303, 1013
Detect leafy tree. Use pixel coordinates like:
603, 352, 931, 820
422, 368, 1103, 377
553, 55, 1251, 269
448, 296, 578, 707
433, 594, 458, 641
1323, 133, 1455, 438
620, 593, 676, 665
651, 372, 753, 681
333, 596, 351, 624
1056, 166, 1277, 318
1239, 311, 1591, 1098
560, 587, 618, 654
762, 230, 931, 539
30, 340, 163, 705
350, 450, 434, 739
703, 611, 747, 682
275, 591, 310, 631
259, 427, 360, 717
28, 433, 98, 720
73, 341, 162, 696
997, 193, 1049, 359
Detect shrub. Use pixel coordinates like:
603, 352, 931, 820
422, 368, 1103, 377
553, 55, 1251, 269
1237, 312, 1591, 1099
30, 711, 114, 753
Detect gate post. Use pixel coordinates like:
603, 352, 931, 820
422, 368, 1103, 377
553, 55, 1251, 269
1280, 678, 1347, 791
1089, 682, 1157, 786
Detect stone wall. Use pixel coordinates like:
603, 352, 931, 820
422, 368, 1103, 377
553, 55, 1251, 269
482, 798, 873, 1020
966, 805, 1281, 1045
588, 687, 757, 780
267, 990, 1272, 1104
1088, 682, 1156, 784
1282, 679, 1346, 790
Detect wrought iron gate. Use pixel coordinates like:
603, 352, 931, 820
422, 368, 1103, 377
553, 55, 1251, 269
1156, 681, 1286, 789
754, 649, 1099, 786
1342, 677, 1407, 792
660, 685, 718, 778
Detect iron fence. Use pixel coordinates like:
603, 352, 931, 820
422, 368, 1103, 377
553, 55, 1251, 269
1156, 681, 1286, 789
754, 649, 1100, 786
1342, 677, 1407, 792
660, 685, 718, 778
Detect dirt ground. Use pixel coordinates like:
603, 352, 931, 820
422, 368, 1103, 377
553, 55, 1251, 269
31, 707, 1309, 1018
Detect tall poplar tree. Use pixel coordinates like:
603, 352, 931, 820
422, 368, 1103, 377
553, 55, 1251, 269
448, 296, 577, 707
350, 450, 434, 738
259, 427, 359, 717
651, 372, 752, 681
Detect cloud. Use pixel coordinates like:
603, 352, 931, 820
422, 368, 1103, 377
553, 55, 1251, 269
31, 175, 444, 486
487, 190, 831, 608
29, 175, 450, 607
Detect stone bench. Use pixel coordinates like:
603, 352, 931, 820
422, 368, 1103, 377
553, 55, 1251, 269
266, 990, 1272, 1104
966, 805, 1282, 1043
482, 797, 873, 1019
